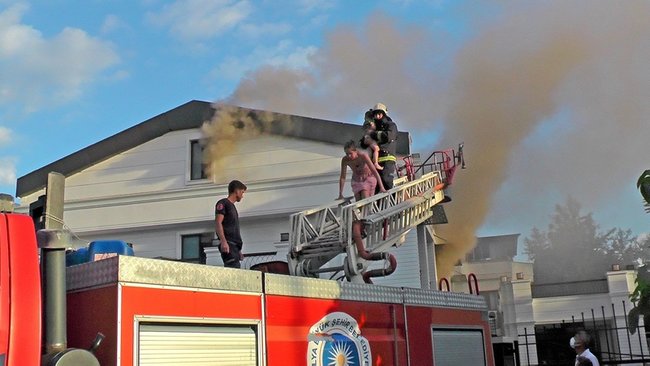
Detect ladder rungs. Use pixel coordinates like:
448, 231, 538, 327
363, 197, 425, 224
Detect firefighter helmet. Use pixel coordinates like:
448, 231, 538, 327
372, 103, 387, 114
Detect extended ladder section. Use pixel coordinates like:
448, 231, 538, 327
288, 171, 446, 283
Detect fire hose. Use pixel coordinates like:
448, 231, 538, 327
352, 220, 398, 284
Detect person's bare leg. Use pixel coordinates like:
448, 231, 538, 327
359, 190, 369, 200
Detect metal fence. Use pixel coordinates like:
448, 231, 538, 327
518, 301, 650, 365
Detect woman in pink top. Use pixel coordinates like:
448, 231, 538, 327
338, 140, 387, 201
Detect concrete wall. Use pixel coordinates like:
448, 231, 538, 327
452, 260, 535, 293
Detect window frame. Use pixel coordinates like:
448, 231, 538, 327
188, 138, 209, 183
179, 232, 214, 264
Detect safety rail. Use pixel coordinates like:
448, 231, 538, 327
289, 199, 349, 252
413, 143, 465, 186
288, 171, 445, 280
288, 197, 353, 277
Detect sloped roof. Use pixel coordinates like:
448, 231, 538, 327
16, 100, 410, 197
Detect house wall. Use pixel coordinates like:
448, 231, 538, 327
362, 229, 423, 288
23, 130, 346, 202
20, 129, 350, 234
75, 214, 294, 262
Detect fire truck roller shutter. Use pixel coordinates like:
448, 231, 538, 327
138, 323, 257, 365
431, 328, 487, 366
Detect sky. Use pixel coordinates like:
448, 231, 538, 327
1, 0, 649, 259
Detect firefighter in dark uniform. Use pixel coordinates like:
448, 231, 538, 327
363, 103, 398, 194
215, 180, 247, 268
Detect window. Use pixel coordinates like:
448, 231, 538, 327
181, 233, 214, 264
190, 139, 208, 180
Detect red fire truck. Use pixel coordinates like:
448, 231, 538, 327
1, 211, 494, 365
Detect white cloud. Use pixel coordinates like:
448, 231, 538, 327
298, 0, 335, 13
211, 40, 317, 81
147, 0, 252, 41
0, 157, 16, 185
309, 13, 329, 27
239, 22, 291, 39
101, 14, 128, 34
0, 4, 120, 111
0, 126, 11, 145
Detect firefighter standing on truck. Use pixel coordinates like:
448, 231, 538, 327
215, 180, 247, 268
362, 103, 398, 193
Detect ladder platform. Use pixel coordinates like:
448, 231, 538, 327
289, 171, 447, 281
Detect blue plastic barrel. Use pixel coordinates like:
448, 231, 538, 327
65, 247, 90, 266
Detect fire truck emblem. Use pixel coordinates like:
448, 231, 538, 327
307, 312, 371, 366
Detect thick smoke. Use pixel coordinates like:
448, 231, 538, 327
436, 1, 650, 275
201, 105, 290, 182
227, 13, 448, 127
219, 3, 650, 277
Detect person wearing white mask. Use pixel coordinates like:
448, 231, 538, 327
570, 331, 600, 366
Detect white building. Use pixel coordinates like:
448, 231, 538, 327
16, 100, 438, 288
451, 234, 649, 365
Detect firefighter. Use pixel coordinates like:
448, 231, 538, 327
363, 103, 398, 193
215, 180, 247, 268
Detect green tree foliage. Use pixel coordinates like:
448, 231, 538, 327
628, 265, 650, 334
627, 171, 650, 333
525, 198, 645, 283
607, 228, 650, 265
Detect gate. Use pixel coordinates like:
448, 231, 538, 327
518, 301, 650, 365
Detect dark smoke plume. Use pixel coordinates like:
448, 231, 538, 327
201, 105, 291, 182
216, 2, 650, 277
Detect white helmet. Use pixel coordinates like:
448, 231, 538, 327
372, 103, 387, 114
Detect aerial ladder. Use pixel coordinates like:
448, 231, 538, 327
288, 144, 465, 284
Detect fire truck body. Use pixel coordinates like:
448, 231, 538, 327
2, 212, 494, 365
67, 255, 493, 365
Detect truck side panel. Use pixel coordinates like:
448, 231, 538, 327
406, 305, 495, 366
119, 285, 263, 366
67, 286, 119, 366
0, 214, 41, 366
265, 295, 408, 365
65, 257, 494, 366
